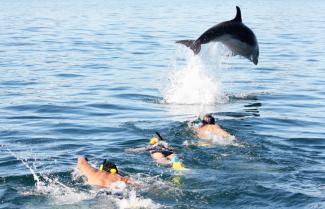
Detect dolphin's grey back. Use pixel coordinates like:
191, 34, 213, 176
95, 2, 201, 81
210, 22, 257, 46
197, 7, 257, 47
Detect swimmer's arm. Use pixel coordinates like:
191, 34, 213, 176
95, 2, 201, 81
119, 176, 142, 188
119, 176, 132, 184
77, 157, 98, 178
126, 146, 150, 152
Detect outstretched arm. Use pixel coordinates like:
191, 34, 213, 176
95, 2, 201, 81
126, 146, 149, 152
77, 157, 98, 179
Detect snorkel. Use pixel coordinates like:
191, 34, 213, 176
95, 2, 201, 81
149, 132, 164, 145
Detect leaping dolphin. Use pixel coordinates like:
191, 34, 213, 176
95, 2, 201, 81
176, 6, 259, 65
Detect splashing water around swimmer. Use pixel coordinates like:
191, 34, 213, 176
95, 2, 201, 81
162, 47, 228, 106
2, 146, 162, 208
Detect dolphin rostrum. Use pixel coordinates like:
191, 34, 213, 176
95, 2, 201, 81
176, 6, 259, 65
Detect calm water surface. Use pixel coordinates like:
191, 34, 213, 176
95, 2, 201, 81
0, 0, 325, 208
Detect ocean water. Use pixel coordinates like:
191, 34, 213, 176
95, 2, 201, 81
1, 0, 325, 208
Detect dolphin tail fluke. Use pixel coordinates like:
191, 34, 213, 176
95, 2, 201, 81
176, 40, 201, 54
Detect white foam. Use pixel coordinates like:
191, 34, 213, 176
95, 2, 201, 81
162, 49, 228, 105
4, 148, 165, 208
183, 126, 242, 147
116, 190, 161, 209
15, 161, 93, 205
202, 132, 238, 146
31, 177, 92, 205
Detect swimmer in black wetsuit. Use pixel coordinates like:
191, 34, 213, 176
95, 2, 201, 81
127, 132, 184, 170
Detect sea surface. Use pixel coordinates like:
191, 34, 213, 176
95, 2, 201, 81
0, 0, 325, 208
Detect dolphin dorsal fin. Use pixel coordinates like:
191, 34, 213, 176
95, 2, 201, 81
233, 6, 242, 22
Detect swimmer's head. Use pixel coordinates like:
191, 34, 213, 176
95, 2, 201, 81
99, 159, 118, 174
202, 114, 215, 125
149, 132, 164, 145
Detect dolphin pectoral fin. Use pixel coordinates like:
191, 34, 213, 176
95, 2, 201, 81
232, 6, 242, 22
176, 40, 201, 54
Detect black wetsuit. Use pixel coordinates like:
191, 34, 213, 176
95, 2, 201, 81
146, 141, 174, 157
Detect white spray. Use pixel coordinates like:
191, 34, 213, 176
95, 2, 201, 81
163, 47, 228, 106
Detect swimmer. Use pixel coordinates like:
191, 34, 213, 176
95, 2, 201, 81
195, 114, 232, 139
127, 132, 185, 170
77, 156, 133, 188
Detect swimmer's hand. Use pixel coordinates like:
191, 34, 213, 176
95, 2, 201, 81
78, 156, 88, 164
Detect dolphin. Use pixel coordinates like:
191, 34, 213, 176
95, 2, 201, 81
176, 6, 259, 65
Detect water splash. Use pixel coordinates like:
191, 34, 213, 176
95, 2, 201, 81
116, 190, 162, 209
183, 124, 242, 147
3, 146, 163, 208
200, 133, 239, 146
162, 50, 228, 105
3, 146, 93, 204
91, 174, 167, 209
5, 147, 42, 186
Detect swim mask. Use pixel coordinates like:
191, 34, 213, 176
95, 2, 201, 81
99, 159, 118, 174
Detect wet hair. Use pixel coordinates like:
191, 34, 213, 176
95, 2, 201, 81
202, 114, 215, 125
101, 159, 118, 174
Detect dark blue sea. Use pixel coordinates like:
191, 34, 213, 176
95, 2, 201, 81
1, 0, 325, 208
